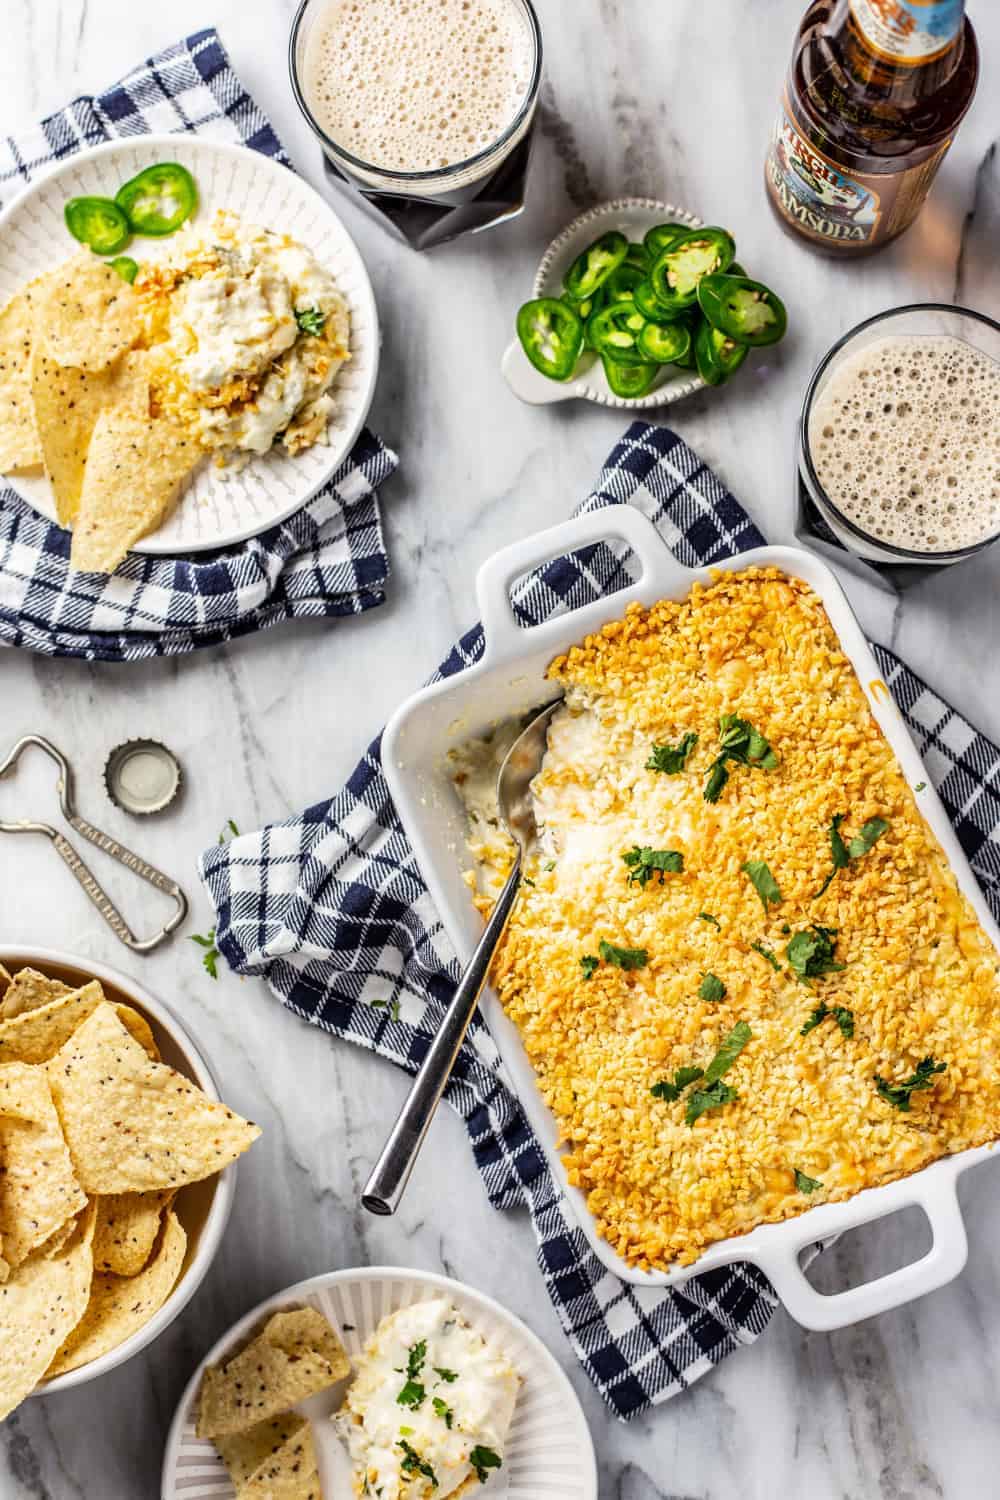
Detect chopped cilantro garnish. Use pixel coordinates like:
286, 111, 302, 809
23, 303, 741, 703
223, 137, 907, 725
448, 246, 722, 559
703, 713, 777, 802
848, 816, 889, 858
190, 928, 219, 980
741, 859, 782, 913
646, 732, 699, 775
815, 813, 889, 897
915, 781, 927, 792
794, 1168, 822, 1194
295, 306, 326, 336
396, 1340, 427, 1408
801, 1000, 854, 1038
598, 938, 648, 970
699, 972, 726, 1003
217, 818, 239, 844
371, 999, 402, 1021
704, 1019, 752, 1083
750, 941, 781, 972
433, 1366, 458, 1383
432, 1396, 454, 1428
579, 954, 599, 980
623, 845, 684, 886
699, 911, 721, 929
651, 1065, 704, 1102
785, 924, 845, 986
685, 1079, 739, 1125
398, 1438, 437, 1486
470, 1446, 502, 1484
875, 1056, 946, 1111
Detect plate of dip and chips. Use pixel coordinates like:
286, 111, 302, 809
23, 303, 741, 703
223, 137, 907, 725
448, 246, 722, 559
0, 135, 380, 572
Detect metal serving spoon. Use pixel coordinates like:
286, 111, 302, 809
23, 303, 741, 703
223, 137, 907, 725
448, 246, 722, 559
362, 699, 562, 1216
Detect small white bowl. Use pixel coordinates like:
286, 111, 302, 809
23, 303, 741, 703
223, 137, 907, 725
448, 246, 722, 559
501, 196, 705, 409
0, 947, 238, 1396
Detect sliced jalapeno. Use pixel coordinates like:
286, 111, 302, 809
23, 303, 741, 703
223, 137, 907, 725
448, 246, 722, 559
697, 274, 788, 347
108, 255, 139, 284
694, 318, 749, 386
604, 263, 645, 304
602, 356, 658, 398
637, 319, 690, 365
568, 287, 607, 350
624, 241, 650, 272
633, 279, 682, 323
64, 197, 131, 255
649, 227, 736, 310
563, 231, 628, 302
517, 297, 584, 380
643, 222, 690, 259
115, 163, 198, 237
587, 303, 649, 366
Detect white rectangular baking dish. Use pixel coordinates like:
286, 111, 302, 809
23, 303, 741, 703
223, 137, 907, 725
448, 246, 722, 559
382, 506, 1000, 1331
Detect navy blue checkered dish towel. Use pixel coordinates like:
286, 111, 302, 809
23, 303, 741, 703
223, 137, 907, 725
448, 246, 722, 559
201, 422, 1000, 1419
0, 30, 395, 661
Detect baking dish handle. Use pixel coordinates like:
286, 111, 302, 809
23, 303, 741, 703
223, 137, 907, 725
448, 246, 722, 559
475, 505, 676, 667
754, 1171, 969, 1332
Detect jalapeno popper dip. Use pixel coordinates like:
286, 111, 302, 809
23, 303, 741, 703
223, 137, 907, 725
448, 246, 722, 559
0, 208, 350, 573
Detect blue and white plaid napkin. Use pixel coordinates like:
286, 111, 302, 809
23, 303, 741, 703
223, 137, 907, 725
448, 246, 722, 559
201, 422, 1000, 1418
0, 31, 395, 661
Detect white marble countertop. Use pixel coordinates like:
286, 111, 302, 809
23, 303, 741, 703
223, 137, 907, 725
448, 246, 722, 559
1, 2, 999, 1495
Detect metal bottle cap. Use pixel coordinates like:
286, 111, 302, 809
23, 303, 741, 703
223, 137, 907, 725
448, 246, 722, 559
103, 739, 182, 816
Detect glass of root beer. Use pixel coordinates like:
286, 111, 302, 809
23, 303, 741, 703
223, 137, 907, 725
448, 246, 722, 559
289, 0, 542, 250
798, 304, 1000, 582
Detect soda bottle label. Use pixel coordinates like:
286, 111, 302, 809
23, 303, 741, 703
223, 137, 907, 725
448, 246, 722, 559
765, 95, 950, 247
848, 0, 964, 65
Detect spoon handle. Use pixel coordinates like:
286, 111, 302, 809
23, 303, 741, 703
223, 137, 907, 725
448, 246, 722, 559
362, 858, 522, 1215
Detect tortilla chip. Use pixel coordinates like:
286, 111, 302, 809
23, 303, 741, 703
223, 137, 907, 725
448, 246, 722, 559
197, 1306, 350, 1438
0, 967, 71, 1019
0, 963, 12, 999
0, 1061, 86, 1268
0, 1252, 7, 1285
69, 400, 200, 572
36, 1213, 81, 1260
217, 1413, 321, 1499
0, 288, 42, 470
0, 1201, 95, 1419
45, 1004, 259, 1193
92, 1189, 174, 1276
45, 1208, 186, 1378
29, 347, 140, 525
38, 252, 139, 372
0, 985, 157, 1065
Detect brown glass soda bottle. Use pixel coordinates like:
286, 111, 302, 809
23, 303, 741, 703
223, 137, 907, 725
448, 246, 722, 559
765, 0, 979, 255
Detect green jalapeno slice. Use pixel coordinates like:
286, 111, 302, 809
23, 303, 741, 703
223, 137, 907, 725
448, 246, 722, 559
64, 197, 131, 255
601, 356, 658, 398
694, 318, 749, 386
642, 222, 690, 259
633, 279, 682, 323
567, 287, 607, 350
516, 298, 584, 380
624, 241, 650, 272
108, 255, 140, 284
604, 263, 645, 304
587, 303, 649, 366
115, 163, 198, 236
563, 231, 628, 302
697, 274, 788, 347
637, 319, 691, 365
649, 227, 736, 310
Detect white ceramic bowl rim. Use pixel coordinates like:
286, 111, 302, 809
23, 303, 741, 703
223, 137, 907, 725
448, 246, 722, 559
1, 946, 237, 1395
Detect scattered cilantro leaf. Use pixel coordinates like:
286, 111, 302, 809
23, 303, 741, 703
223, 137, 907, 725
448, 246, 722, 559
786, 924, 845, 986
397, 1379, 425, 1408
217, 817, 240, 845
685, 1078, 739, 1125
699, 972, 726, 1003
699, 911, 721, 929
915, 781, 927, 793
742, 860, 782, 912
703, 759, 730, 803
623, 845, 684, 887
875, 1056, 946, 1111
190, 929, 219, 980
398, 1438, 437, 1486
544, 859, 556, 871
295, 306, 326, 336
598, 938, 648, 970
703, 713, 778, 803
815, 813, 889, 897
434, 1366, 458, 1383
794, 1168, 822, 1194
396, 1339, 427, 1408
651, 1065, 704, 1102
470, 1446, 502, 1484
847, 817, 890, 859
751, 941, 782, 972
371, 999, 402, 1021
580, 954, 599, 980
646, 732, 699, 775
432, 1396, 454, 1429
704, 1019, 752, 1084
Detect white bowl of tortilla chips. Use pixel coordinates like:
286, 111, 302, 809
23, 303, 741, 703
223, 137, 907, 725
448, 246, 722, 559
0, 948, 259, 1411
0, 134, 379, 570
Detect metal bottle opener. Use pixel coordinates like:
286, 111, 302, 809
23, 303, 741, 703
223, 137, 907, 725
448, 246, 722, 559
0, 734, 188, 953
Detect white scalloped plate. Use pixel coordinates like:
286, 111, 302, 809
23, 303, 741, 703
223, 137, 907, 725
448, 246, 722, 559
0, 135, 379, 554
161, 1266, 596, 1500
501, 196, 705, 409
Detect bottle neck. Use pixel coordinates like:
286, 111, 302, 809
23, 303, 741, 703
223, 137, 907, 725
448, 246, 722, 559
844, 0, 965, 68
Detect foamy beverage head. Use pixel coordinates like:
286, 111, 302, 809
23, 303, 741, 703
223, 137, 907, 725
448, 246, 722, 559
302, 0, 537, 180
808, 334, 1000, 555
